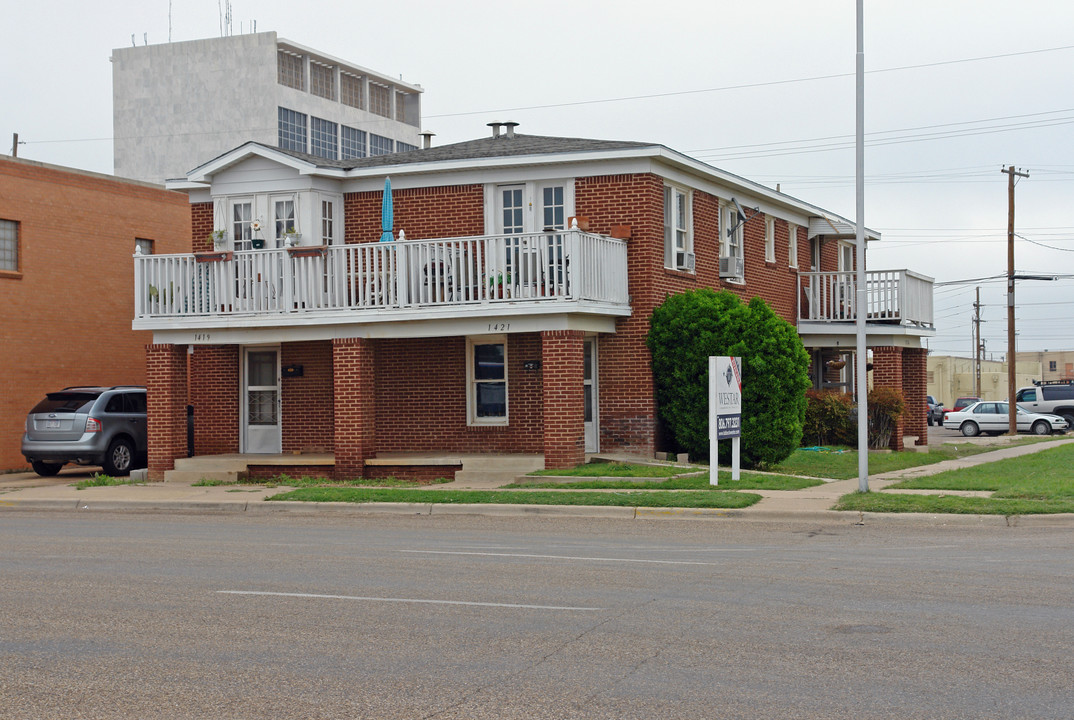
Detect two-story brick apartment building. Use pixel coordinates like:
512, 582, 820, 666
0, 156, 191, 470
138, 126, 934, 480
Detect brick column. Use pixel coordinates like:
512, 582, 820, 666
541, 330, 586, 469
903, 347, 929, 447
333, 337, 376, 480
189, 345, 240, 455
871, 346, 905, 451
146, 343, 188, 480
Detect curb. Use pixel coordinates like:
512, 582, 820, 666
5, 496, 1074, 527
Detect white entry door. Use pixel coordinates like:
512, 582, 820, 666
244, 347, 281, 454
583, 337, 599, 452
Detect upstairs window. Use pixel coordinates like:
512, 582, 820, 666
310, 117, 338, 159
341, 72, 363, 109
231, 201, 254, 251
341, 125, 366, 159
321, 200, 335, 244
135, 238, 154, 256
765, 216, 775, 262
278, 107, 307, 152
788, 222, 798, 268
396, 141, 418, 153
0, 219, 19, 272
369, 83, 392, 117
396, 92, 407, 123
663, 186, 692, 271
277, 51, 304, 90
310, 61, 335, 100
370, 134, 394, 156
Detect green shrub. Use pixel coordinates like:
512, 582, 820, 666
868, 386, 906, 449
647, 289, 811, 468
803, 390, 855, 446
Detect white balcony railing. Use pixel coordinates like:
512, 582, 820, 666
798, 270, 934, 328
134, 230, 629, 321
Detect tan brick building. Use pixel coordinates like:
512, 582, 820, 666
137, 130, 935, 480
0, 157, 191, 469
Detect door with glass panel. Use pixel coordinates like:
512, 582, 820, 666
583, 337, 599, 452
243, 348, 281, 453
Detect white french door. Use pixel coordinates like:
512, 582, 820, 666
243, 347, 281, 454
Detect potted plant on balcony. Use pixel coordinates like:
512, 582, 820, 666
209, 229, 228, 250
488, 272, 511, 299
284, 226, 302, 246
250, 220, 266, 249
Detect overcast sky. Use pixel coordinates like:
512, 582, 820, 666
6, 0, 1073, 355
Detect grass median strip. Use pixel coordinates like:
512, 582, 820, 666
835, 442, 1074, 515
512, 473, 821, 491
267, 487, 762, 508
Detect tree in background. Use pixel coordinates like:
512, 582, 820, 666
647, 289, 811, 468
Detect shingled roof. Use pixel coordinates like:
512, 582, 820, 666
266, 133, 661, 171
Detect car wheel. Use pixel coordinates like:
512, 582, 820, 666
31, 460, 64, 477
103, 438, 134, 476
927, 415, 934, 426
1061, 413, 1074, 431
1032, 420, 1051, 436
960, 421, 980, 437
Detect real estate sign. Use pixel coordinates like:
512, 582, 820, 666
709, 356, 742, 485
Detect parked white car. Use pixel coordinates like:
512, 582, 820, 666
942, 401, 1069, 437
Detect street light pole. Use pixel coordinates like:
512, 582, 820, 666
855, 0, 868, 493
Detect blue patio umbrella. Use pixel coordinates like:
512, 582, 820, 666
380, 176, 394, 242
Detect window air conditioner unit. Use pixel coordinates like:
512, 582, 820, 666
719, 256, 743, 278
676, 251, 696, 272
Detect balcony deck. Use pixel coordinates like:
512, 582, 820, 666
134, 230, 631, 338
797, 270, 934, 341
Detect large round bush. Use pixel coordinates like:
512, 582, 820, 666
647, 289, 811, 468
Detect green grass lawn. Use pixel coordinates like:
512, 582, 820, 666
512, 473, 821, 491
268, 487, 762, 509
835, 442, 1074, 515
770, 437, 1058, 480
194, 474, 451, 488
527, 462, 689, 478
71, 474, 141, 490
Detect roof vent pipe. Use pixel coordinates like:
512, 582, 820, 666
487, 122, 502, 138
420, 131, 435, 149
503, 121, 519, 138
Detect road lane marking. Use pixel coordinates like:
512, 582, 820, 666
217, 590, 603, 611
398, 549, 725, 566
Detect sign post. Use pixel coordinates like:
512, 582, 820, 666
709, 356, 742, 486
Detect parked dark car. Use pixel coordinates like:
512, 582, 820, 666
926, 395, 944, 426
21, 386, 147, 477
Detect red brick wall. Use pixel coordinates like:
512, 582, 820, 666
344, 185, 484, 243
541, 330, 586, 468
373, 334, 544, 453
189, 345, 240, 455
333, 338, 376, 479
281, 341, 334, 453
0, 157, 191, 469
871, 346, 906, 451
146, 343, 188, 479
191, 202, 213, 252
903, 347, 928, 446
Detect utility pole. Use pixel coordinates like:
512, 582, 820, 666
10, 133, 18, 157
1002, 165, 1029, 434
973, 287, 982, 396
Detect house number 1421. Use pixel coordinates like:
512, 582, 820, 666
488, 323, 510, 332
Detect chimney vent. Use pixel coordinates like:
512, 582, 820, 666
487, 122, 503, 138
503, 121, 519, 138
420, 131, 435, 149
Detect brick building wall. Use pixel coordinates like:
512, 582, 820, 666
541, 330, 586, 468
872, 346, 907, 451
281, 341, 334, 453
344, 185, 485, 243
191, 202, 214, 252
146, 343, 189, 479
332, 338, 376, 479
0, 157, 191, 470
189, 345, 240, 455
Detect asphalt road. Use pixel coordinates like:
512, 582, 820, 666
2, 512, 1073, 719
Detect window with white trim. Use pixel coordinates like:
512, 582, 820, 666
839, 241, 854, 272
1, 219, 19, 272
788, 222, 798, 268
231, 200, 254, 251
663, 185, 692, 271
468, 336, 507, 425
321, 200, 335, 244
765, 216, 775, 262
721, 202, 743, 261
274, 199, 296, 245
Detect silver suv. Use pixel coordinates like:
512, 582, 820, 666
21, 386, 147, 477
1014, 382, 1074, 429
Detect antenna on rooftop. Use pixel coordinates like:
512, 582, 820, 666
168, 0, 172, 42
131, 33, 136, 47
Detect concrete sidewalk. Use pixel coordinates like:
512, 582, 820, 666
2, 438, 1072, 525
